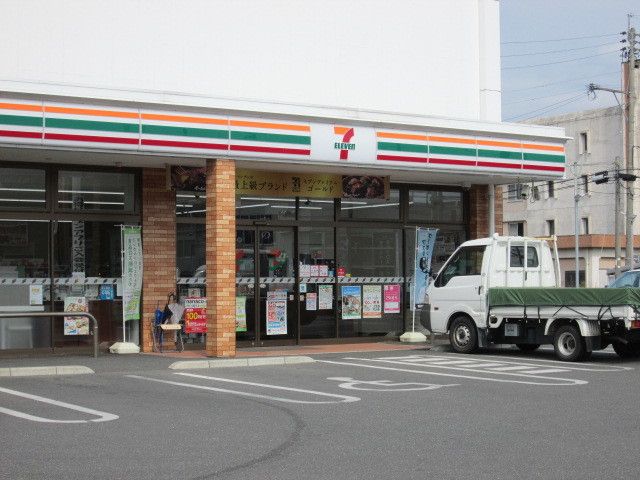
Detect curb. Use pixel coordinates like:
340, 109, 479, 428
169, 355, 315, 370
0, 366, 94, 378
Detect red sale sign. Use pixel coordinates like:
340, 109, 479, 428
184, 297, 207, 334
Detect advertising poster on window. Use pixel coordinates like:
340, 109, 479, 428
29, 284, 43, 306
184, 297, 207, 334
306, 292, 317, 311
341, 285, 362, 320
236, 296, 247, 332
266, 290, 287, 335
63, 296, 89, 335
318, 284, 333, 310
412, 227, 438, 310
122, 226, 143, 321
362, 285, 382, 318
383, 284, 401, 314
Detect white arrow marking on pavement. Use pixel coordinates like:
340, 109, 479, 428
318, 359, 588, 386
326, 377, 458, 391
126, 374, 360, 404
0, 386, 119, 424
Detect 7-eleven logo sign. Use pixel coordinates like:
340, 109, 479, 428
333, 126, 355, 160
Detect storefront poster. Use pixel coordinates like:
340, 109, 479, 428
266, 290, 287, 335
306, 292, 317, 311
341, 285, 361, 320
299, 264, 311, 277
64, 296, 89, 335
412, 227, 438, 310
99, 284, 114, 300
122, 226, 143, 321
184, 297, 207, 334
29, 284, 43, 306
383, 284, 401, 314
318, 265, 329, 277
362, 285, 382, 318
318, 284, 333, 310
310, 265, 319, 277
236, 296, 247, 332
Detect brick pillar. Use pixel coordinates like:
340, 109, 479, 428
141, 168, 176, 353
494, 185, 504, 235
468, 185, 489, 240
206, 159, 236, 357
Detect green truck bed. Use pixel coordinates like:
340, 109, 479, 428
488, 287, 640, 308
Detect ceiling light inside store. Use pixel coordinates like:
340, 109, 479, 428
241, 197, 296, 202
236, 203, 269, 209
176, 194, 206, 199
0, 188, 46, 193
176, 204, 194, 208
59, 189, 124, 196
0, 198, 45, 203
58, 200, 125, 206
270, 205, 296, 209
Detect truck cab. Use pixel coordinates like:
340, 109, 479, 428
427, 235, 558, 341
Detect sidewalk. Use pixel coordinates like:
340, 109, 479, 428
0, 340, 447, 376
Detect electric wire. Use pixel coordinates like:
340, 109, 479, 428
502, 49, 621, 70
502, 33, 621, 44
502, 71, 619, 93
501, 41, 621, 57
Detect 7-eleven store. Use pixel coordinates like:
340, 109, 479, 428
0, 95, 566, 356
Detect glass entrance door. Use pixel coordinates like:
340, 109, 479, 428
258, 227, 296, 343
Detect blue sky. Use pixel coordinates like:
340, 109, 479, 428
500, 0, 638, 122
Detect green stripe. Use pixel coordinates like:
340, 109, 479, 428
523, 152, 565, 163
230, 131, 311, 145
478, 149, 522, 160
46, 118, 138, 133
0, 114, 42, 127
377, 141, 428, 153
429, 145, 477, 157
142, 124, 228, 139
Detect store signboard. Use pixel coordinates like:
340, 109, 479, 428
122, 226, 143, 321
184, 297, 207, 334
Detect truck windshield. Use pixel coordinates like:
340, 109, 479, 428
435, 246, 485, 287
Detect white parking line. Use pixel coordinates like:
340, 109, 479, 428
489, 365, 536, 371
318, 359, 588, 386
0, 386, 119, 424
126, 373, 360, 404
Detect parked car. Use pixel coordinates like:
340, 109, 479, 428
608, 270, 640, 288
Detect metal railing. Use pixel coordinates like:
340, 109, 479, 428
0, 311, 99, 358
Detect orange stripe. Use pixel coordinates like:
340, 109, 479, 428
0, 102, 42, 112
44, 105, 138, 119
141, 113, 227, 125
428, 135, 476, 145
231, 119, 309, 132
334, 126, 350, 135
377, 131, 428, 141
522, 143, 565, 152
477, 139, 521, 149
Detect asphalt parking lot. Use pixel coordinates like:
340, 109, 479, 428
1, 346, 640, 480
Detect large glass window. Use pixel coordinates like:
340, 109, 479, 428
338, 188, 400, 221
236, 196, 296, 221
297, 198, 334, 220
58, 170, 136, 212
0, 167, 46, 210
176, 192, 206, 218
408, 190, 463, 223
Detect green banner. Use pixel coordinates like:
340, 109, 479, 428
123, 226, 142, 321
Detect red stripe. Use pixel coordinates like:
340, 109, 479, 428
45, 133, 138, 145
340, 128, 355, 160
142, 139, 227, 150
0, 130, 41, 139
429, 157, 476, 167
230, 145, 310, 155
377, 154, 429, 163
477, 161, 522, 169
523, 164, 565, 172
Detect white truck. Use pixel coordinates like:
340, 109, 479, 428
426, 235, 640, 361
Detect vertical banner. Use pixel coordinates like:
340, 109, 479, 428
122, 226, 143, 321
341, 285, 362, 320
383, 284, 401, 313
362, 285, 382, 318
236, 296, 247, 332
412, 227, 438, 310
184, 297, 207, 334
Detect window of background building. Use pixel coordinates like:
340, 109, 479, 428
57, 170, 136, 212
547, 219, 555, 236
507, 184, 523, 201
581, 217, 589, 235
507, 222, 524, 236
581, 175, 589, 196
0, 167, 46, 210
579, 131, 589, 154
547, 181, 555, 198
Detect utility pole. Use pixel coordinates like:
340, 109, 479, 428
615, 159, 622, 276
574, 158, 580, 287
626, 23, 637, 268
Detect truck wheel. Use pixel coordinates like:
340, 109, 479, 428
553, 325, 585, 362
516, 344, 540, 353
612, 341, 640, 359
449, 316, 478, 354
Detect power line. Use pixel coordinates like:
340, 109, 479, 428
505, 93, 585, 121
503, 88, 586, 106
501, 42, 620, 57
501, 33, 620, 45
502, 49, 621, 70
503, 71, 619, 93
